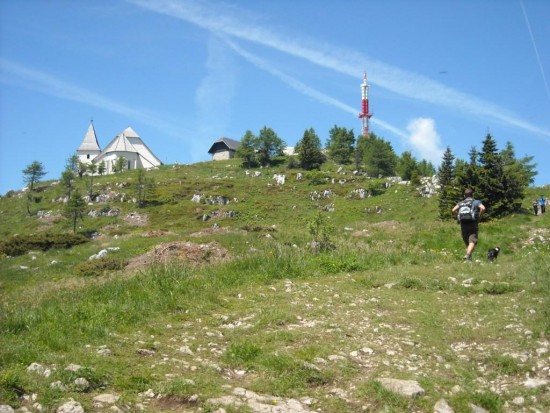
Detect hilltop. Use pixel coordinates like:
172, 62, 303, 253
1, 160, 549, 413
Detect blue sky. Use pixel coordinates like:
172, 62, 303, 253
1, 0, 549, 194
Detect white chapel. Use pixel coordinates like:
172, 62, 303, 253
77, 123, 162, 174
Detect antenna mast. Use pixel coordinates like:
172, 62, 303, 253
358, 72, 372, 136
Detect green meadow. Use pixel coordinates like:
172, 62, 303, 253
1, 159, 549, 412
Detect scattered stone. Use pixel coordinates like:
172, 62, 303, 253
97, 346, 112, 356
512, 396, 524, 405
524, 377, 548, 388
26, 363, 51, 377
468, 403, 489, 413
377, 378, 425, 397
139, 389, 156, 398
73, 377, 90, 391
0, 406, 15, 413
89, 249, 108, 260
136, 348, 156, 357
179, 345, 194, 355
51, 381, 68, 391
92, 394, 119, 404
434, 399, 454, 413
64, 364, 82, 372
207, 387, 312, 412
56, 400, 84, 413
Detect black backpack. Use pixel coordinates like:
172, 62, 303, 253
458, 199, 477, 223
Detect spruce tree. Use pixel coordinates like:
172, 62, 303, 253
256, 127, 285, 167
437, 147, 457, 219
454, 146, 481, 200
478, 133, 506, 218
237, 130, 259, 168
297, 128, 324, 170
500, 141, 537, 213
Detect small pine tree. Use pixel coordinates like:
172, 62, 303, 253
114, 157, 127, 173
22, 161, 47, 191
98, 161, 106, 176
87, 163, 97, 199
61, 169, 75, 201
65, 189, 86, 233
134, 169, 157, 207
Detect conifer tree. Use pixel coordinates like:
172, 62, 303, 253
478, 133, 506, 218
22, 161, 47, 191
296, 128, 324, 170
360, 134, 397, 177
454, 146, 481, 199
500, 141, 537, 213
87, 163, 97, 199
98, 161, 106, 176
437, 147, 457, 219
257, 127, 285, 167
237, 130, 259, 168
326, 126, 355, 165
61, 169, 75, 201
65, 189, 86, 233
397, 151, 418, 181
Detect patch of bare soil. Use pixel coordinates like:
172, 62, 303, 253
142, 230, 173, 237
189, 227, 227, 237
123, 211, 149, 226
149, 395, 197, 412
522, 227, 550, 246
126, 241, 230, 271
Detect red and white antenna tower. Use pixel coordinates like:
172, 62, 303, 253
358, 72, 372, 136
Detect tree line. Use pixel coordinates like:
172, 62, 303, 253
18, 128, 537, 227
236, 125, 436, 182
437, 133, 536, 220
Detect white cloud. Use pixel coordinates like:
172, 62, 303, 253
406, 118, 444, 165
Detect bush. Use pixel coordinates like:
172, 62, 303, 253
0, 233, 89, 256
75, 257, 128, 277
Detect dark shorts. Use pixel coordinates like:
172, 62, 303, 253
461, 222, 478, 245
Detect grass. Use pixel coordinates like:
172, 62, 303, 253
1, 159, 549, 412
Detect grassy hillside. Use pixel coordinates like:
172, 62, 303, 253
1, 160, 549, 412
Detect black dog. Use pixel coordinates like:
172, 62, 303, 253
487, 247, 500, 261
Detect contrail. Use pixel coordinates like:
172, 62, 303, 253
0, 59, 181, 136
520, 0, 550, 102
223, 38, 408, 139
126, 0, 550, 140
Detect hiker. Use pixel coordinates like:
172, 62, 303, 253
540, 195, 546, 214
452, 189, 486, 261
533, 199, 539, 216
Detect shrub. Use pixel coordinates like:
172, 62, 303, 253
0, 233, 89, 256
75, 257, 128, 277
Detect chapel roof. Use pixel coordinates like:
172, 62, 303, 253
77, 122, 101, 152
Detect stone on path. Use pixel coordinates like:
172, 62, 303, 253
378, 378, 425, 397
434, 398, 454, 413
